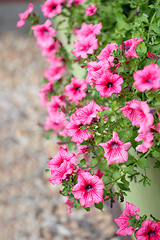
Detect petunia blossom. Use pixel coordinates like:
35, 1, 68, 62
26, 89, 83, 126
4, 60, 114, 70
97, 43, 118, 67
76, 143, 89, 155
86, 60, 110, 85
74, 100, 101, 125
48, 146, 77, 185
65, 112, 93, 143
44, 115, 65, 132
136, 219, 160, 240
72, 172, 104, 207
133, 63, 160, 92
156, 111, 160, 133
119, 100, 154, 133
31, 19, 56, 47
72, 35, 98, 59
119, 37, 143, 59
114, 202, 140, 236
86, 4, 97, 16
17, 3, 34, 28
44, 56, 66, 83
99, 131, 131, 165
64, 78, 87, 105
76, 22, 102, 40
135, 127, 154, 153
94, 70, 123, 97
64, 196, 74, 214
39, 82, 53, 106
41, 0, 64, 18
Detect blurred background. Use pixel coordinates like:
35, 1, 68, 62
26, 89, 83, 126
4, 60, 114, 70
0, 1, 131, 240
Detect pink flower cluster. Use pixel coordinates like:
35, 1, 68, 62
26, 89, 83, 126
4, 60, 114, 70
119, 100, 154, 153
72, 22, 102, 59
85, 38, 143, 98
115, 202, 160, 240
17, 3, 34, 28
44, 95, 67, 133
48, 145, 104, 209
64, 100, 101, 143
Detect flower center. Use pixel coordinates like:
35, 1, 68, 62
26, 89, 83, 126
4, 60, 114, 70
148, 230, 155, 237
106, 82, 113, 88
146, 79, 152, 83
78, 123, 83, 129
125, 45, 131, 51
110, 142, 119, 149
75, 86, 80, 91
85, 184, 93, 192
86, 46, 90, 51
51, 5, 56, 10
56, 105, 61, 110
43, 28, 49, 33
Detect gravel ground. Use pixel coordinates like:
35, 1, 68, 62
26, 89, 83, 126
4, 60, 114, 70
0, 3, 131, 240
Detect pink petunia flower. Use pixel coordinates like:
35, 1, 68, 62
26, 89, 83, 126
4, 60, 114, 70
40, 39, 60, 58
114, 202, 140, 236
99, 131, 131, 165
72, 172, 104, 207
119, 100, 154, 133
41, 0, 64, 18
64, 78, 87, 105
39, 82, 53, 106
64, 196, 74, 214
119, 37, 143, 59
44, 115, 65, 132
76, 22, 102, 40
31, 19, 56, 47
65, 111, 93, 143
46, 95, 66, 116
133, 63, 160, 92
48, 146, 77, 185
156, 111, 160, 133
86, 4, 97, 16
135, 127, 154, 153
17, 3, 34, 28
76, 143, 89, 155
147, 51, 160, 61
75, 100, 101, 125
44, 56, 66, 83
94, 70, 123, 97
72, 35, 98, 59
97, 43, 118, 67
86, 60, 110, 85
136, 219, 160, 240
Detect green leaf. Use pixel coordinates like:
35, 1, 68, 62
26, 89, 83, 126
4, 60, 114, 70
95, 135, 102, 145
113, 171, 121, 180
84, 207, 90, 211
121, 175, 130, 187
154, 160, 160, 170
74, 200, 81, 209
79, 158, 86, 168
45, 169, 50, 173
124, 166, 137, 175
152, 150, 160, 158
94, 202, 103, 211
117, 183, 130, 191
137, 157, 149, 169
91, 157, 98, 167
102, 175, 110, 184
112, 101, 117, 110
